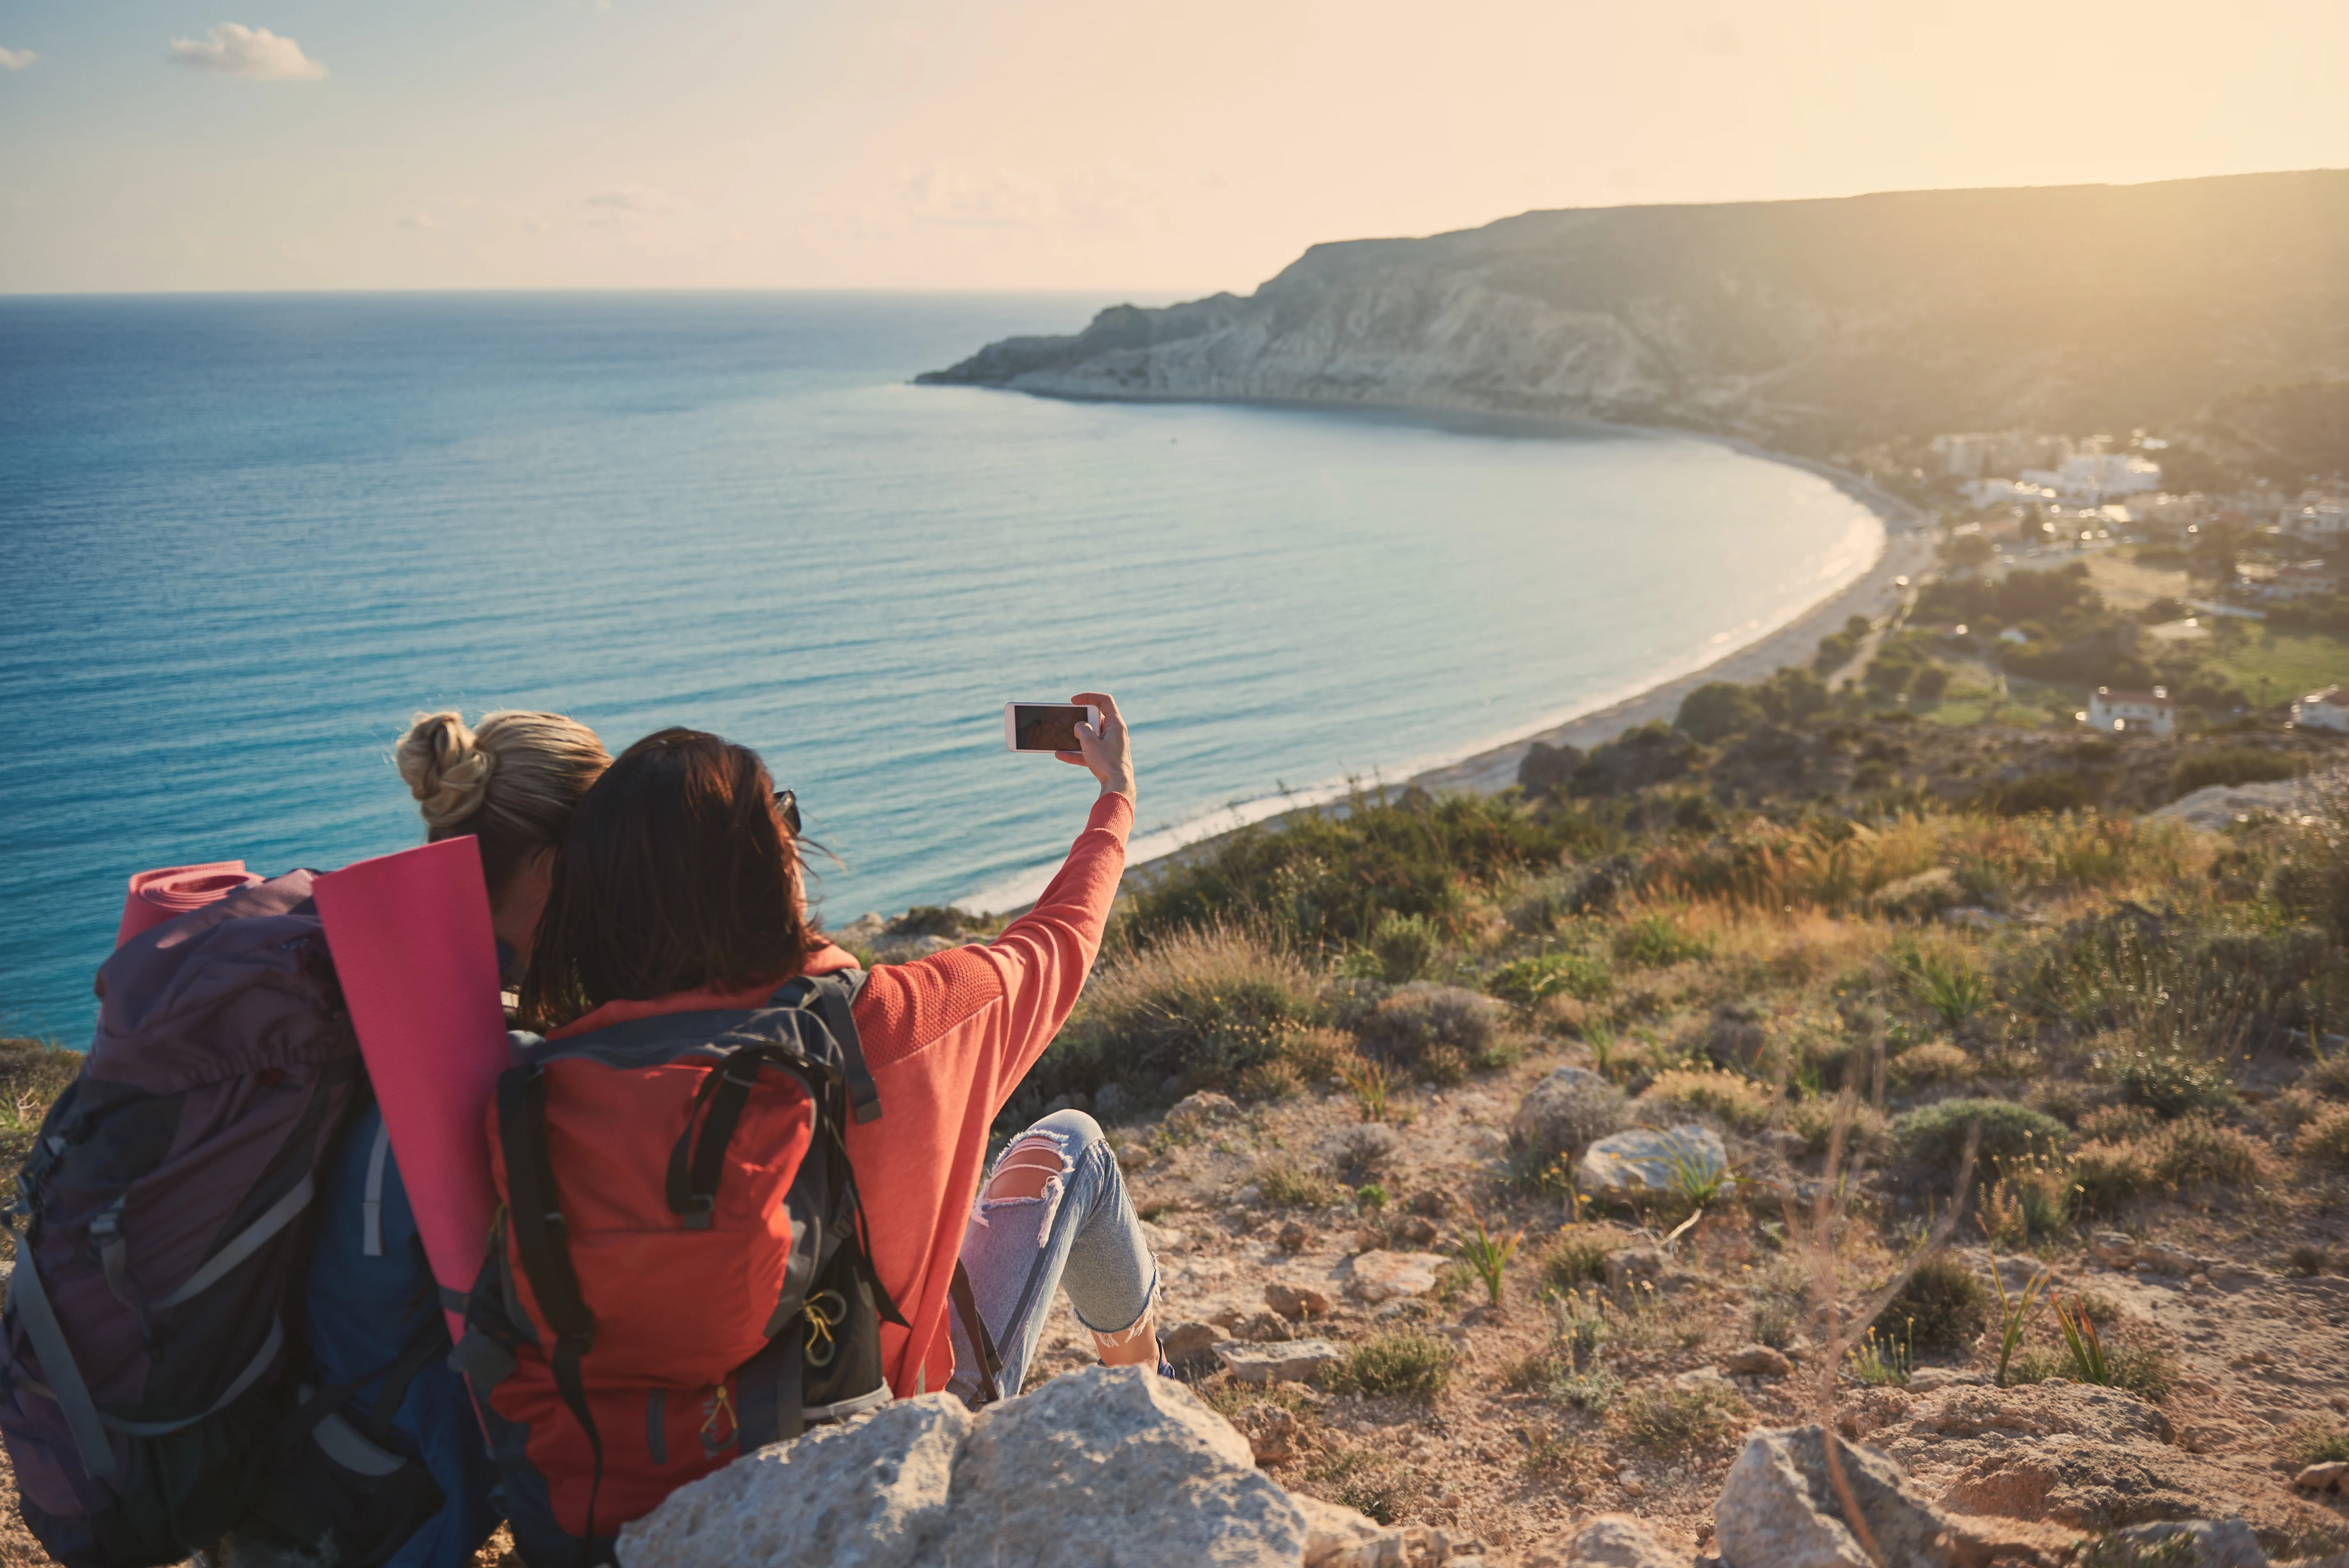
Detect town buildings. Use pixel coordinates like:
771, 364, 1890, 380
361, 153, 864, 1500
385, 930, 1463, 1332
2088, 686, 2175, 736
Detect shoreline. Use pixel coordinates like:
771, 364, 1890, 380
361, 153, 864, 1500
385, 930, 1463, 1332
946, 390, 1937, 902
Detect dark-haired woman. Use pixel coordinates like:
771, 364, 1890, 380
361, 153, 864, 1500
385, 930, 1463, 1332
518, 693, 1157, 1414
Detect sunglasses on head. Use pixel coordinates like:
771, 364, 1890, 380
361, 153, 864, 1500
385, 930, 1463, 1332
772, 788, 801, 835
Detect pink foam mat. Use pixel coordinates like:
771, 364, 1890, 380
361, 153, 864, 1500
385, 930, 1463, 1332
113, 862, 263, 949
314, 838, 509, 1341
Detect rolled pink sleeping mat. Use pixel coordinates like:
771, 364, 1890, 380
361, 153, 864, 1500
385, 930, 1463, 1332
313, 837, 509, 1342
113, 861, 264, 949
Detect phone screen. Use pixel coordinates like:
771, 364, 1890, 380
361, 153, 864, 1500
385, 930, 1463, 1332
1011, 704, 1090, 752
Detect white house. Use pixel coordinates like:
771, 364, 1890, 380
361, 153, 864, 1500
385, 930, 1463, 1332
2294, 687, 2349, 733
2023, 453, 2162, 503
2089, 685, 2174, 736
2283, 497, 2349, 544
2270, 561, 2343, 601
1961, 477, 2058, 509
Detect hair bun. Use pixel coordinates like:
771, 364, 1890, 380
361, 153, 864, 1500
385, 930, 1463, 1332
398, 710, 498, 829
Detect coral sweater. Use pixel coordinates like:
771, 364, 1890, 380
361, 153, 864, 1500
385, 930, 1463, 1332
545, 792, 1131, 1397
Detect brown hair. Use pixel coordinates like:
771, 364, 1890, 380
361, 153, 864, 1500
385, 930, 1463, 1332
396, 710, 611, 895
520, 728, 814, 1025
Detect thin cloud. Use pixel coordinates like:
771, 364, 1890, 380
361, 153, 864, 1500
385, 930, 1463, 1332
166, 24, 326, 82
398, 211, 437, 230
900, 167, 1155, 235
579, 185, 675, 216
0, 46, 36, 71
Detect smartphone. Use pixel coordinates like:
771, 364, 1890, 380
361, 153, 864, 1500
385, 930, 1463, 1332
1003, 702, 1100, 753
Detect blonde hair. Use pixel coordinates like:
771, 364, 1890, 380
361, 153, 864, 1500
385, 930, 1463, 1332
396, 710, 611, 893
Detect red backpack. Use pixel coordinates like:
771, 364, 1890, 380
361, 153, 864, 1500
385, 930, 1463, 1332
451, 972, 903, 1566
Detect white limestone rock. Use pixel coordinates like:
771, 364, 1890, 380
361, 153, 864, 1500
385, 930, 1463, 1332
1577, 1124, 1727, 1196
1713, 1424, 1952, 1568
613, 1393, 969, 1568
952, 1366, 1308, 1566
1215, 1338, 1348, 1385
1345, 1250, 1446, 1304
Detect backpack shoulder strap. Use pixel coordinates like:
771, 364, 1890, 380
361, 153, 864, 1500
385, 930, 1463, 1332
769, 970, 879, 1125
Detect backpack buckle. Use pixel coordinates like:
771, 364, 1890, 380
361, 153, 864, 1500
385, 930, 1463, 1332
680, 1194, 715, 1232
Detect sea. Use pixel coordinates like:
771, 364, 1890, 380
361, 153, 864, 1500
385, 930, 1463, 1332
0, 292, 1883, 1041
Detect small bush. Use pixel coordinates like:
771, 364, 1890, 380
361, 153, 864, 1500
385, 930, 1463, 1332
1253, 1157, 1341, 1209
2070, 1139, 2155, 1215
1356, 986, 1501, 1079
1894, 1098, 2069, 1174
2284, 1415, 2349, 1466
1535, 1228, 1612, 1295
2298, 1104, 2349, 1166
1329, 1124, 1401, 1183
1331, 1331, 1456, 1401
1038, 922, 1319, 1102
1885, 1252, 1989, 1352
2112, 1046, 2237, 1116
1616, 1383, 1747, 1456
2305, 1054, 2349, 1100
1790, 1097, 1889, 1156
1640, 1068, 1773, 1133
1488, 950, 1613, 1008
1367, 913, 1441, 984
2079, 1104, 2161, 1142
1616, 911, 1713, 969
1890, 1042, 1976, 1087
2148, 1117, 2263, 1187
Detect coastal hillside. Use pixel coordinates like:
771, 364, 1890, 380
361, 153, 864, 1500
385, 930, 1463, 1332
920, 170, 2349, 453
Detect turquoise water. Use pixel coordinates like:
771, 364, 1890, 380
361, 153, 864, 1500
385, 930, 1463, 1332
0, 292, 1881, 1040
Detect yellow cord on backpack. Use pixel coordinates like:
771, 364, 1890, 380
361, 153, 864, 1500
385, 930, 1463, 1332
699, 1384, 736, 1444
804, 1290, 843, 1368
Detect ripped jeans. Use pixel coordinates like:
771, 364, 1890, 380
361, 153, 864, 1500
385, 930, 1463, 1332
946, 1109, 1158, 1407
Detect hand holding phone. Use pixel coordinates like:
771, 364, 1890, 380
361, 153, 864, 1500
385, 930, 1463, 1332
1004, 695, 1132, 802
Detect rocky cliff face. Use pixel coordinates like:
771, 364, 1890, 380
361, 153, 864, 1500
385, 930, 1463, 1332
919, 171, 2349, 449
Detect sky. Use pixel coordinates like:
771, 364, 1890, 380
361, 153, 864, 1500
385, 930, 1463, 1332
3, 0, 2347, 296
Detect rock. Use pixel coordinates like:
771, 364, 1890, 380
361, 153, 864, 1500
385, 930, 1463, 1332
1298, 1495, 1386, 1564
1235, 1311, 1298, 1343
1561, 1513, 1689, 1567
1671, 1368, 1740, 1396
1393, 1214, 1442, 1247
953, 1366, 1308, 1566
1267, 1282, 1332, 1321
1234, 1184, 1267, 1209
1116, 1141, 1151, 1171
1162, 1320, 1226, 1361
614, 1394, 971, 1568
1278, 1220, 1316, 1254
2296, 1461, 2349, 1493
1346, 1251, 1446, 1304
1901, 1369, 1988, 1395
1240, 1404, 1304, 1465
1869, 866, 1963, 920
2092, 1231, 2139, 1267
1512, 1066, 1630, 1164
1166, 1091, 1241, 1135
1326, 1524, 1460, 1567
1723, 1344, 1794, 1378
2138, 1242, 2202, 1276
1352, 1227, 1387, 1253
1714, 1424, 1956, 1568
2110, 1520, 2269, 1568
1216, 1338, 1348, 1385
1604, 1246, 1668, 1291
1139, 1220, 1190, 1254
1579, 1124, 1729, 1196
617, 1368, 1318, 1568
1095, 1083, 1132, 1120
1406, 1189, 1456, 1219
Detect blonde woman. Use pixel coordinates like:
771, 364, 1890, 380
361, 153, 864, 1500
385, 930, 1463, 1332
229, 710, 609, 1568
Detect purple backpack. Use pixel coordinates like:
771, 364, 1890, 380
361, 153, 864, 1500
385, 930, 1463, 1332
0, 872, 368, 1568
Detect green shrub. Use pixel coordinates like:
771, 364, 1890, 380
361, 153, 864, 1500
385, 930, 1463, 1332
1356, 986, 1501, 1078
2070, 1139, 2155, 1214
1331, 1331, 1456, 1401
2306, 1055, 2349, 1100
1616, 912, 1712, 969
1893, 1098, 2069, 1175
1616, 1383, 1747, 1456
2299, 1104, 2349, 1166
1032, 922, 1319, 1106
1488, 950, 1613, 1008
1535, 1228, 1611, 1294
2112, 1046, 2237, 1116
2148, 1117, 2263, 1187
1640, 1068, 1773, 1133
1366, 912, 1441, 984
1121, 787, 1583, 948
886, 905, 990, 937
1885, 1252, 1988, 1352
1252, 1156, 1341, 1209
1676, 682, 1763, 743
2285, 1415, 2349, 1466
2170, 746, 2299, 798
